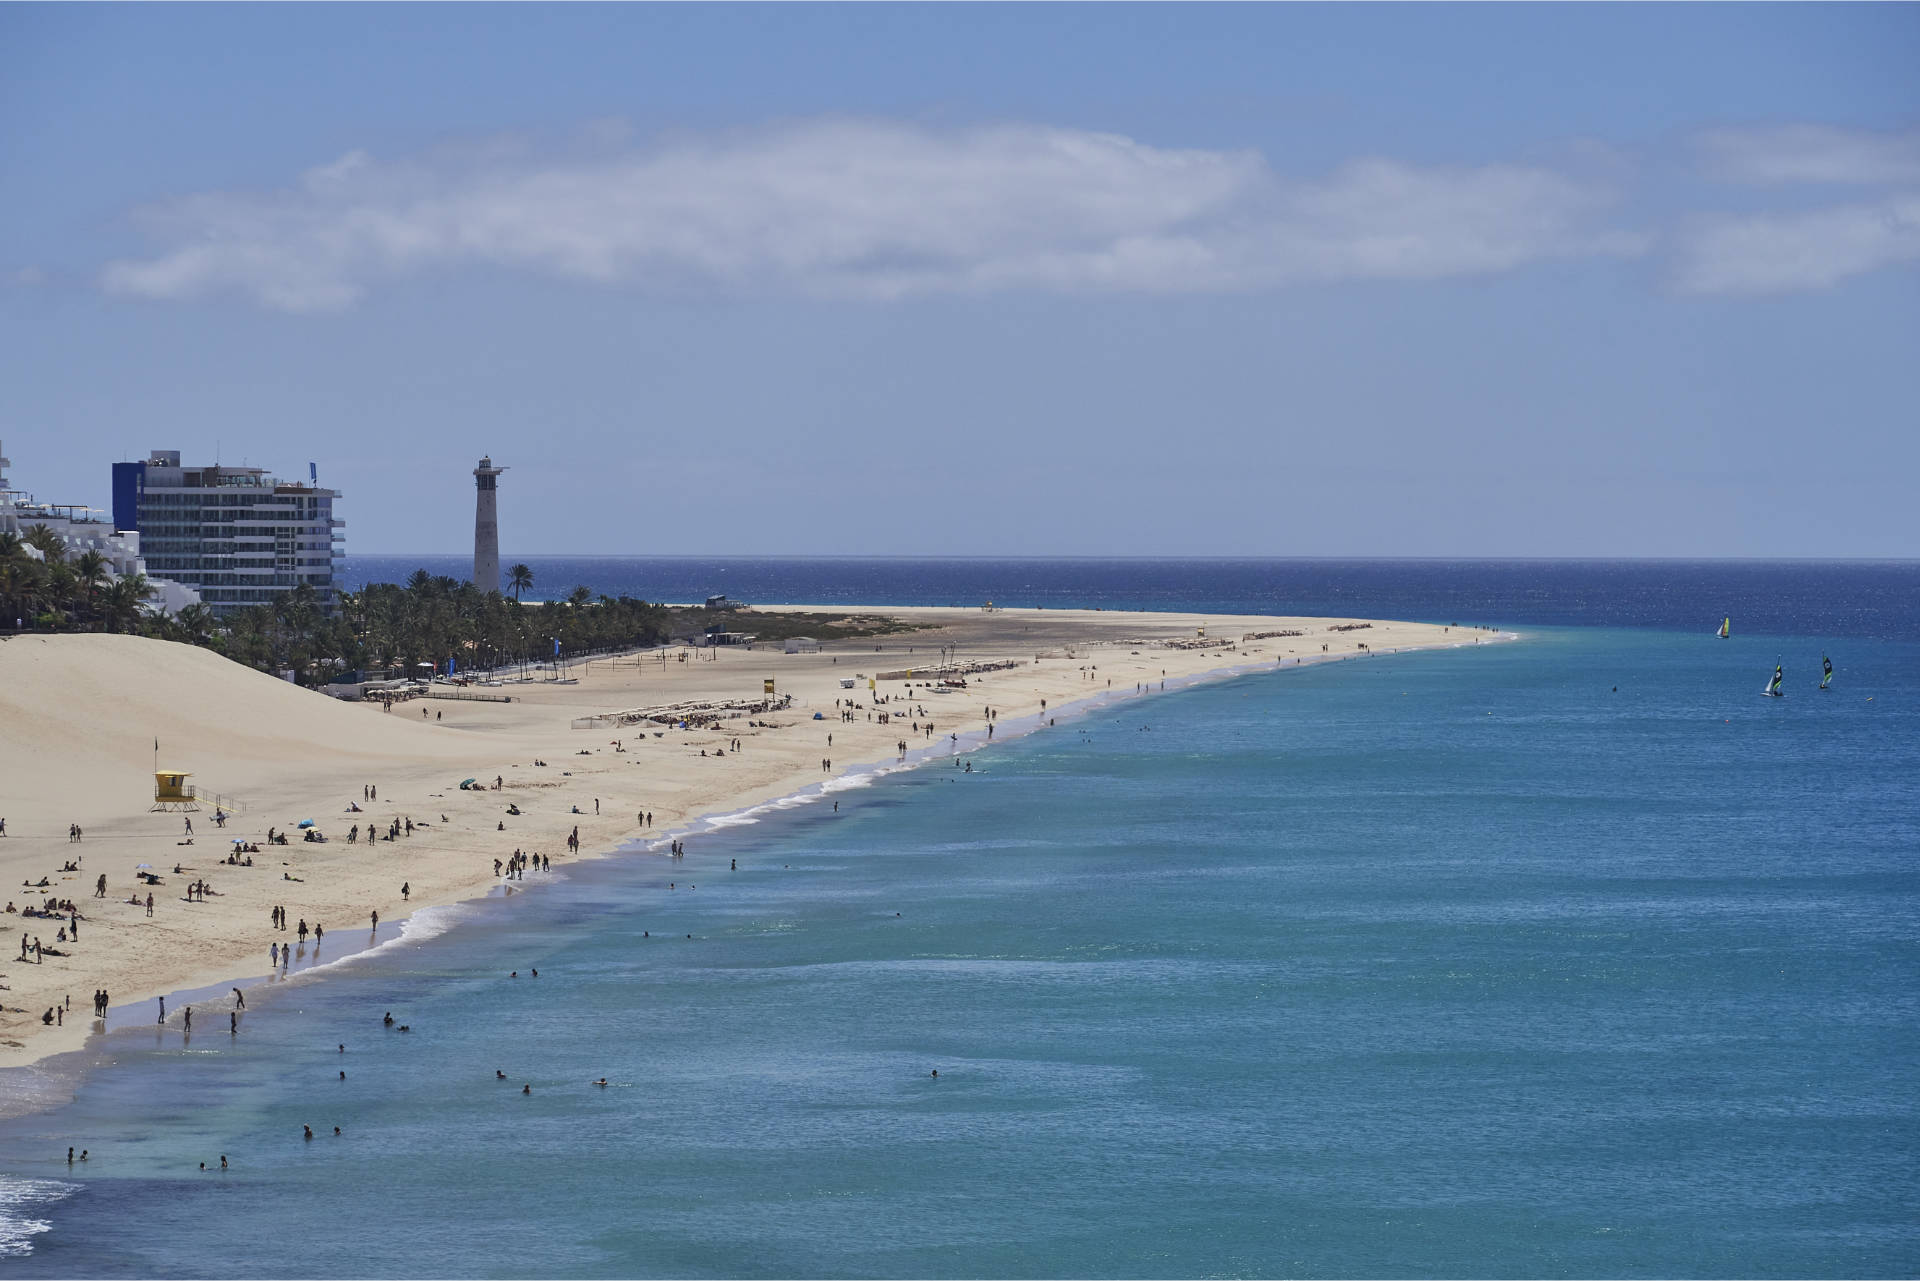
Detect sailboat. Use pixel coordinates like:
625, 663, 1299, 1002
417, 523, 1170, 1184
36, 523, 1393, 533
1716, 617, 1731, 639
1763, 663, 1784, 698
1820, 655, 1833, 691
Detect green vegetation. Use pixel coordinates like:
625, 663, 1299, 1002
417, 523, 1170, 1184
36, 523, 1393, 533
0, 538, 673, 685
2, 539, 927, 685
672, 608, 931, 643
0, 527, 160, 635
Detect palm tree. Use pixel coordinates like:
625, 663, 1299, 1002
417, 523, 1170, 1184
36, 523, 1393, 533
21, 523, 65, 563
73, 549, 111, 624
173, 603, 218, 644
101, 574, 153, 633
0, 544, 47, 628
508, 563, 534, 602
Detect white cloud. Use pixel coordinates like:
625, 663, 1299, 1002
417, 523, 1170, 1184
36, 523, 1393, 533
1698, 124, 1920, 186
1673, 194, 1920, 294
99, 119, 1641, 311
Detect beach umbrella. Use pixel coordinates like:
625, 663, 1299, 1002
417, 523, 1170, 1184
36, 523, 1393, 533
297, 819, 315, 828
134, 863, 152, 870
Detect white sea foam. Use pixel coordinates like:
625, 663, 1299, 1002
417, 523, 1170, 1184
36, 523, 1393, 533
705, 813, 763, 829
279, 902, 481, 985
395, 901, 477, 944
0, 1176, 75, 1258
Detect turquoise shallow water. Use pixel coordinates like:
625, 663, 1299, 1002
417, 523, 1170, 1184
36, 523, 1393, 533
2, 621, 1917, 1277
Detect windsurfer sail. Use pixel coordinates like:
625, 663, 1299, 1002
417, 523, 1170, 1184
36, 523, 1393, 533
1716, 617, 1731, 639
1820, 655, 1833, 690
1763, 664, 1785, 698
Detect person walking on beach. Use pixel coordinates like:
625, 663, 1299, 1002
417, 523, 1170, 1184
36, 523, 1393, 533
145, 891, 154, 917
370, 909, 379, 931
95, 873, 106, 898
233, 987, 245, 1009
184, 816, 193, 836
157, 995, 165, 1024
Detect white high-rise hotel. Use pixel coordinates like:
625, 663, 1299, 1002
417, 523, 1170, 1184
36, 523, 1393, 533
116, 450, 345, 616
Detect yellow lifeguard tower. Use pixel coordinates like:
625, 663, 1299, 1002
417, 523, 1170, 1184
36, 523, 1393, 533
152, 770, 197, 812
152, 771, 240, 815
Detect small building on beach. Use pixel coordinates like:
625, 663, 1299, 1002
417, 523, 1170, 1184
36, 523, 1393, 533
783, 636, 820, 654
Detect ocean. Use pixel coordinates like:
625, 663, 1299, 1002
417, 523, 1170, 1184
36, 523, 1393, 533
342, 555, 1919, 640
3, 560, 1916, 1278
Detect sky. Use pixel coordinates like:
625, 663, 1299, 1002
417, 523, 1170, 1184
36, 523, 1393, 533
3, 3, 1917, 558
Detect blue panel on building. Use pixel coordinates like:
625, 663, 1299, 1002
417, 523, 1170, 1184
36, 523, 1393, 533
111, 462, 144, 532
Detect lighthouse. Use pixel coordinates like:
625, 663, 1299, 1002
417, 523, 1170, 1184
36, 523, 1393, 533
472, 455, 506, 592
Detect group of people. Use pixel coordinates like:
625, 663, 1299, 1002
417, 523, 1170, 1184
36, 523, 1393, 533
496, 850, 547, 879
13, 895, 80, 920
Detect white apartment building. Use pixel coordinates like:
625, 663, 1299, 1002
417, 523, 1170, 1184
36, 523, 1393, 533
0, 439, 201, 616
119, 450, 344, 616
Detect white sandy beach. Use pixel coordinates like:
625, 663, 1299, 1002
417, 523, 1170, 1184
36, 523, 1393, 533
0, 605, 1499, 1082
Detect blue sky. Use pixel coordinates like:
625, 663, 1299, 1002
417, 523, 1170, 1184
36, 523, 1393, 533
3, 4, 1916, 557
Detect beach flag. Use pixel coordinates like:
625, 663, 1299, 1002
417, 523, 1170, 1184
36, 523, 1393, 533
309, 462, 317, 483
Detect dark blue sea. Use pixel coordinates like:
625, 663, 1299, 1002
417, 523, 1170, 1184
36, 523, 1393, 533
3, 560, 1916, 1277
343, 555, 1919, 641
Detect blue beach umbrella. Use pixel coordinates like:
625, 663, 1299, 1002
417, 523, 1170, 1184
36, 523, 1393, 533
297, 819, 315, 828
